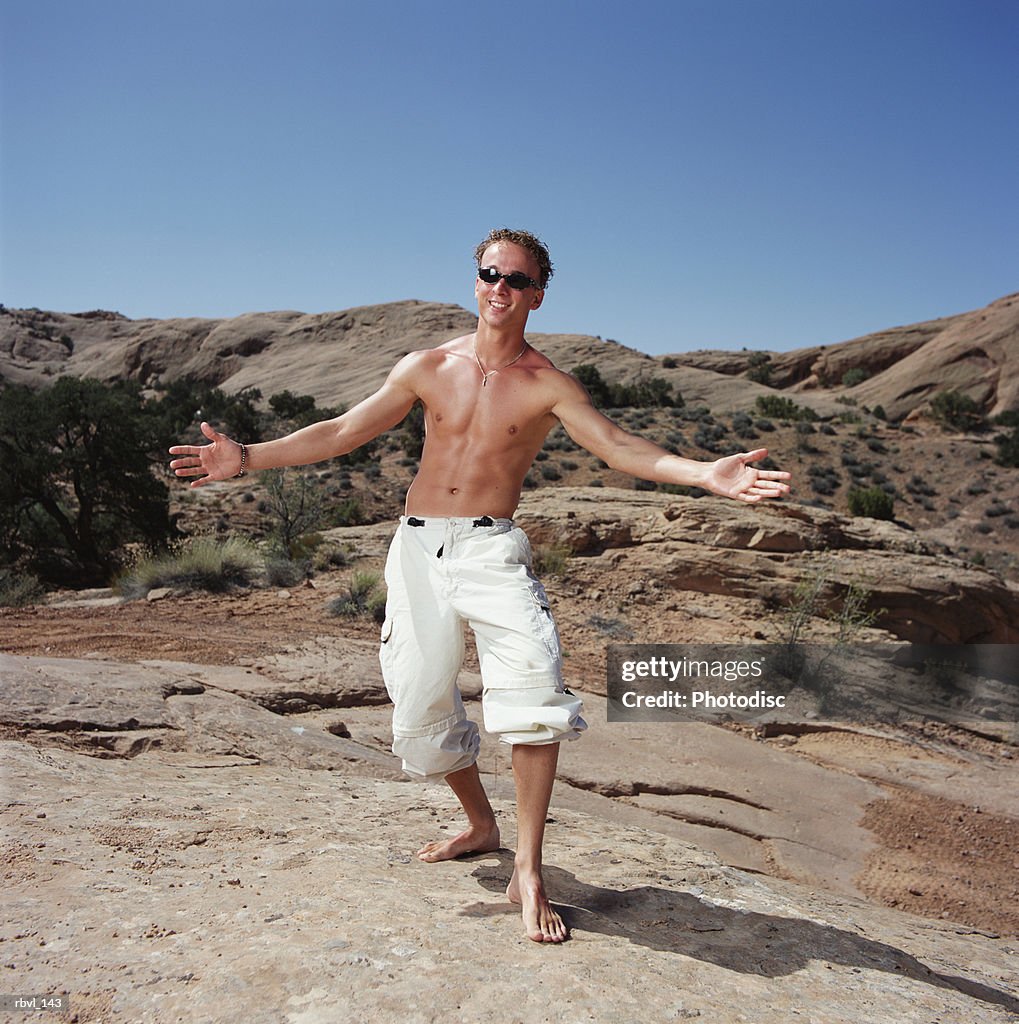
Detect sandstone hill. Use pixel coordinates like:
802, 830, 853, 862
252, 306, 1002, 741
663, 291, 1018, 421
2, 292, 1016, 421
3, 291, 1017, 579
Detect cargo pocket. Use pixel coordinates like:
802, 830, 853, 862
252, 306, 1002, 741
514, 527, 534, 568
379, 616, 398, 705
527, 580, 563, 675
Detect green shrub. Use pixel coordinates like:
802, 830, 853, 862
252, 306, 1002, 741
754, 395, 817, 422
571, 364, 612, 407
268, 390, 318, 423
994, 426, 1019, 468
929, 390, 985, 432
313, 545, 349, 570
795, 420, 818, 453
265, 558, 309, 587
746, 352, 773, 385
841, 367, 869, 387
117, 536, 261, 598
0, 567, 46, 607
808, 465, 840, 496
327, 570, 386, 623
572, 364, 679, 408
682, 405, 713, 423
846, 486, 895, 521
533, 543, 572, 576
906, 475, 936, 497
731, 411, 756, 437
329, 498, 365, 528
694, 423, 727, 452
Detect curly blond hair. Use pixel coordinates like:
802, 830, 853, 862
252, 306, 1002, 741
473, 228, 554, 288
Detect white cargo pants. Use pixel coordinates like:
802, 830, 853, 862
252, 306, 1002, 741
379, 515, 587, 781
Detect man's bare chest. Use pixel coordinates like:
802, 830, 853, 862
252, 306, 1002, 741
418, 369, 555, 448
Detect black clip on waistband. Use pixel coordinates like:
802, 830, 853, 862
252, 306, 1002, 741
406, 515, 495, 528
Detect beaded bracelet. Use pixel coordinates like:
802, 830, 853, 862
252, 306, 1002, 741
235, 443, 248, 478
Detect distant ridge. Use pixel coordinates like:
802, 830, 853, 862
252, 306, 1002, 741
2, 292, 1016, 419
662, 292, 1018, 420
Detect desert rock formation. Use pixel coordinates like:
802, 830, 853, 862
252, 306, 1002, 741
3, 291, 1016, 421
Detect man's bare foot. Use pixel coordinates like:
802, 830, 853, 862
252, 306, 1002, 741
507, 866, 568, 943
416, 821, 500, 862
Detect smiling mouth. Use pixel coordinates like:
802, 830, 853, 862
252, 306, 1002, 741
489, 300, 509, 311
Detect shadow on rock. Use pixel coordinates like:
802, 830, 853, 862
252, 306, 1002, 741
465, 855, 1018, 1013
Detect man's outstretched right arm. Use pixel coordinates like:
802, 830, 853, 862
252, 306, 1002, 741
169, 356, 421, 487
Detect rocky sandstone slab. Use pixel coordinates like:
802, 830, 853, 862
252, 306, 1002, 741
0, 653, 399, 775
3, 739, 1018, 1024
516, 488, 1019, 644
554, 696, 884, 894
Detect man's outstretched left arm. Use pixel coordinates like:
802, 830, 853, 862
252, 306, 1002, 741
551, 374, 791, 503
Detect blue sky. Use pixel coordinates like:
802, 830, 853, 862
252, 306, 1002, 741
1, 0, 1016, 355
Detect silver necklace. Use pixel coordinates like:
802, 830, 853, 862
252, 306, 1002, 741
473, 340, 528, 386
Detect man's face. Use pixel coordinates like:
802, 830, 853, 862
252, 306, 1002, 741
474, 241, 544, 330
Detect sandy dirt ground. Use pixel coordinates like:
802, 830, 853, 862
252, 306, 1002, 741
3, 561, 1016, 941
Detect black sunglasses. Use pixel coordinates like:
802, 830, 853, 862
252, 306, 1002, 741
477, 266, 542, 290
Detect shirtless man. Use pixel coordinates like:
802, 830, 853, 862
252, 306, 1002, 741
169, 228, 791, 943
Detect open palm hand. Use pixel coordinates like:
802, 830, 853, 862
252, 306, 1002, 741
168, 421, 243, 488
704, 448, 791, 503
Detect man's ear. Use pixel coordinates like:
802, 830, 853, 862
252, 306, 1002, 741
531, 290, 544, 311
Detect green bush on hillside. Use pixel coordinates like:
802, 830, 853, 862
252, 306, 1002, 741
754, 395, 817, 422
841, 367, 869, 387
746, 352, 773, 385
995, 426, 1019, 468
571, 364, 681, 409
847, 486, 895, 521
929, 390, 985, 432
